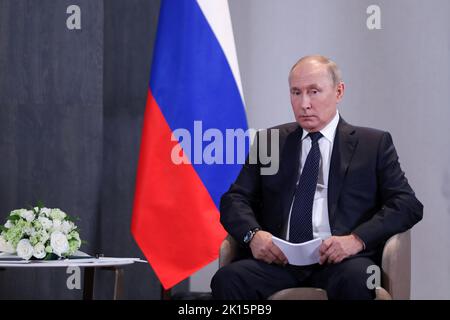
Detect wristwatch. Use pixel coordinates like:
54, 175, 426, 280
243, 228, 260, 245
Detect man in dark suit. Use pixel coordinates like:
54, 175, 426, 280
211, 55, 423, 300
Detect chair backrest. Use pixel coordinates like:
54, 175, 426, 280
381, 230, 411, 299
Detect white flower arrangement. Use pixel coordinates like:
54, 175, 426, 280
0, 206, 82, 260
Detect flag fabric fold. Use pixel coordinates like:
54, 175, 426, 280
131, 0, 248, 289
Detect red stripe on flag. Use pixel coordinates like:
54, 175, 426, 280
131, 90, 226, 289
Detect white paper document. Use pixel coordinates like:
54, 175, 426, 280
272, 236, 322, 266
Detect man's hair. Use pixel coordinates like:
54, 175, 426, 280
290, 55, 342, 87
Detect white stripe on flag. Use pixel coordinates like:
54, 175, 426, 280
196, 0, 245, 108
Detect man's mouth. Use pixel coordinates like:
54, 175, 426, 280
300, 115, 316, 119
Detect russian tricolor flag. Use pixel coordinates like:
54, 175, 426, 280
131, 0, 248, 289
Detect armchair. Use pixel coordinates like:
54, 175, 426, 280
218, 231, 411, 300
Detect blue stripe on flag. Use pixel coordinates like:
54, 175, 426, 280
150, 0, 248, 208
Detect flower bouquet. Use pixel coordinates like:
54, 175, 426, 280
0, 206, 82, 260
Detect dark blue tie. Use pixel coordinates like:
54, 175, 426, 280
289, 132, 323, 243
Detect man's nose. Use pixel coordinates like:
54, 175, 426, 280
299, 95, 311, 110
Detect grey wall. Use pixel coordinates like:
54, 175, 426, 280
0, 0, 104, 299
228, 0, 450, 299
0, 0, 190, 299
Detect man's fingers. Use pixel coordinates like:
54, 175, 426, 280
319, 239, 332, 254
262, 248, 279, 264
327, 252, 338, 264
319, 254, 327, 265
319, 246, 333, 264
270, 244, 288, 265
330, 252, 345, 264
267, 248, 287, 265
325, 244, 336, 256
320, 242, 337, 264
319, 243, 327, 254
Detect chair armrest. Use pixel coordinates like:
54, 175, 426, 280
219, 235, 239, 268
268, 288, 328, 300
381, 230, 411, 299
374, 287, 392, 300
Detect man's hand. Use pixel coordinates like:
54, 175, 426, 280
249, 230, 288, 265
319, 234, 364, 265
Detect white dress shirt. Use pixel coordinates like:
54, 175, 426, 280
286, 111, 340, 241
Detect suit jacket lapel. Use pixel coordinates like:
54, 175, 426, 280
328, 118, 358, 226
281, 126, 303, 223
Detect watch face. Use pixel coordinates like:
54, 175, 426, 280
244, 230, 253, 243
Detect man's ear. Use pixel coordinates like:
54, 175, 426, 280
336, 82, 345, 101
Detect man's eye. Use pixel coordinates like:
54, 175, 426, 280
310, 89, 318, 94
291, 90, 300, 95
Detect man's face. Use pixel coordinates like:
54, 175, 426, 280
289, 60, 344, 132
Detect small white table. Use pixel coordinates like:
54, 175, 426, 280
0, 257, 141, 299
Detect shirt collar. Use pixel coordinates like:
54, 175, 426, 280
301, 110, 340, 142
